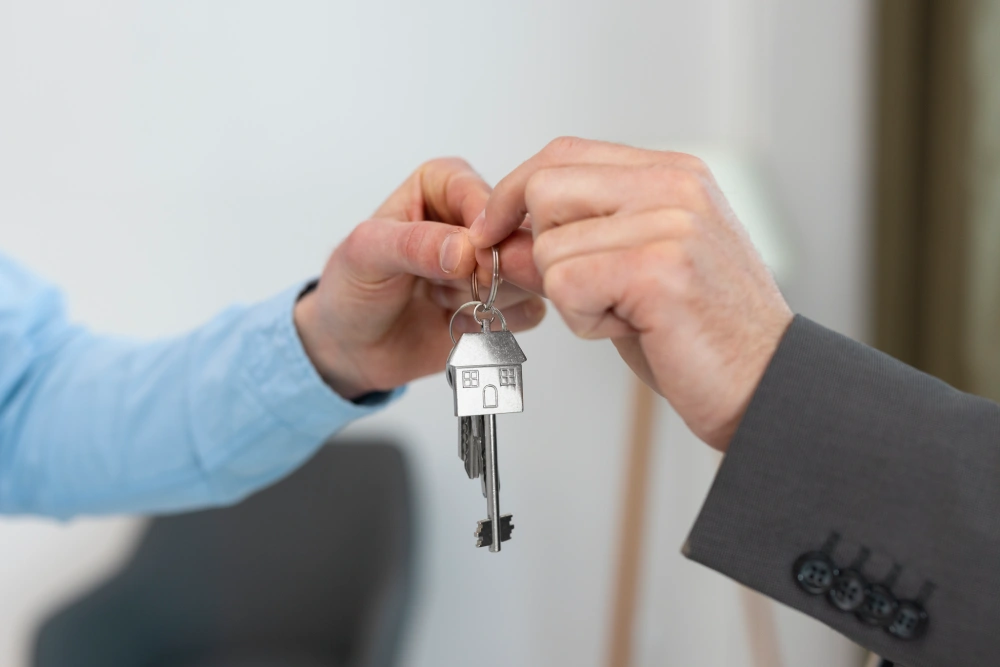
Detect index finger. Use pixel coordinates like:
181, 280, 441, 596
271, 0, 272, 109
374, 157, 492, 228
473, 137, 667, 248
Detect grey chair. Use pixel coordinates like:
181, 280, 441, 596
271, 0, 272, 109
33, 440, 414, 667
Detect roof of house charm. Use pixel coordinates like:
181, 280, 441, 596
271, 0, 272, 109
446, 330, 526, 417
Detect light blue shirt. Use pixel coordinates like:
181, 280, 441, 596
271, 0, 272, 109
0, 252, 400, 518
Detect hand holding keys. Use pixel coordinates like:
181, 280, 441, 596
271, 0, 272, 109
445, 247, 526, 552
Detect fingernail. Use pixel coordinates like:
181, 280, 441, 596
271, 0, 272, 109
440, 231, 464, 274
469, 210, 486, 239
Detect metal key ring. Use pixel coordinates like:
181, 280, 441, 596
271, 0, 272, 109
474, 303, 508, 332
473, 302, 496, 324
475, 303, 507, 331
449, 300, 509, 345
470, 246, 502, 310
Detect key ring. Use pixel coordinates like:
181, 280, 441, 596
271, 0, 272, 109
470, 245, 502, 310
449, 300, 509, 345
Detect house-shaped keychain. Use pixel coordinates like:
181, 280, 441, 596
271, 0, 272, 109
446, 329, 526, 417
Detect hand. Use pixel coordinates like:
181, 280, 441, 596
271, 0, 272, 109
294, 158, 546, 400
470, 138, 792, 451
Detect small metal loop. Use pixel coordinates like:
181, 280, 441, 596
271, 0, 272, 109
470, 246, 502, 310
494, 307, 508, 331
474, 303, 508, 332
449, 301, 510, 344
449, 301, 485, 345
484, 246, 501, 310
473, 302, 496, 325
470, 272, 480, 303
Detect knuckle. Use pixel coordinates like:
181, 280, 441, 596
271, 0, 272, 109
531, 230, 554, 269
542, 135, 586, 160
659, 207, 700, 239
542, 264, 598, 340
669, 151, 710, 175
397, 222, 432, 265
421, 156, 471, 174
541, 261, 575, 306
658, 165, 709, 206
523, 168, 557, 213
341, 219, 378, 261
637, 242, 696, 300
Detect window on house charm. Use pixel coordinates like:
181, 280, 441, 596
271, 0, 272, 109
499, 367, 516, 387
462, 370, 479, 388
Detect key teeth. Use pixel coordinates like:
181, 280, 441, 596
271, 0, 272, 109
474, 520, 489, 548
459, 416, 485, 480
474, 514, 514, 548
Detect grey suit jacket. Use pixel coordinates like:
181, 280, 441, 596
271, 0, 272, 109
684, 316, 999, 667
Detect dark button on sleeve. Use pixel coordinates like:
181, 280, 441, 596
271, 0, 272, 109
829, 568, 868, 612
887, 600, 929, 640
793, 551, 838, 595
858, 583, 900, 626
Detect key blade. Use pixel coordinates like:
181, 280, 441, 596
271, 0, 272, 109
482, 414, 502, 551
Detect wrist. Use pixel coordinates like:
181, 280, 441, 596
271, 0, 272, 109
293, 289, 373, 401
712, 307, 794, 452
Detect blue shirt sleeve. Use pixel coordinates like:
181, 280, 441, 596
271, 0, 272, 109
0, 253, 403, 518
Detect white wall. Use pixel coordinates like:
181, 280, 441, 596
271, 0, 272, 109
760, 0, 873, 342
0, 1, 871, 666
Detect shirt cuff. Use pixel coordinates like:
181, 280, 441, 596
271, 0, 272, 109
241, 283, 405, 440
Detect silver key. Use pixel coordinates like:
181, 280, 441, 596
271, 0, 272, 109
458, 415, 484, 480
445, 248, 525, 552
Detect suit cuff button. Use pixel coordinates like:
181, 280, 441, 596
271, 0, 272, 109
793, 533, 842, 595
858, 583, 900, 626
829, 568, 867, 611
887, 600, 929, 640
793, 552, 838, 595
828, 546, 870, 612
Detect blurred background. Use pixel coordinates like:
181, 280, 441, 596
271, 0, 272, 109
1, 1, 994, 666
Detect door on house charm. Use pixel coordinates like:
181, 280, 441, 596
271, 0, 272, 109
483, 384, 498, 409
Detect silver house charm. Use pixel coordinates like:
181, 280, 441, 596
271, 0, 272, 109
445, 247, 525, 553
446, 329, 526, 418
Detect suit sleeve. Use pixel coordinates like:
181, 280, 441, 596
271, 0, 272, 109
684, 315, 1000, 667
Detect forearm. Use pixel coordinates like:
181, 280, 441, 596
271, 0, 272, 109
0, 284, 399, 517
684, 315, 1000, 666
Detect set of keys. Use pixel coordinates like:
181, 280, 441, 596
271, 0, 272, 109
445, 247, 526, 553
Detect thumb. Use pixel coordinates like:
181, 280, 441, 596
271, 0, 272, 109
338, 218, 478, 284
